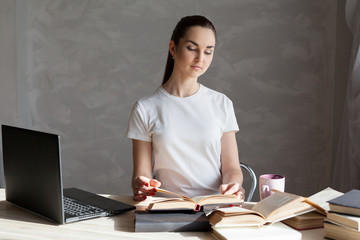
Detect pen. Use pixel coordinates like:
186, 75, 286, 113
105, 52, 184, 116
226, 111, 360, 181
303, 197, 326, 215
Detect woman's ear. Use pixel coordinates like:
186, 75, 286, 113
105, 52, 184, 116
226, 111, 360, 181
169, 40, 176, 58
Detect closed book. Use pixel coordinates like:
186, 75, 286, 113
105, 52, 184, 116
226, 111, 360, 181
326, 212, 360, 231
211, 222, 302, 240
328, 189, 360, 216
282, 211, 325, 230
134, 210, 210, 232
324, 221, 360, 240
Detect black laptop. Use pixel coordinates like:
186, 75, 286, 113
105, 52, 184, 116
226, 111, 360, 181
1, 125, 135, 224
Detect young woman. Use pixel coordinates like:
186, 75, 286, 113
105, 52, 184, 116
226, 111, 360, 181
126, 15, 245, 201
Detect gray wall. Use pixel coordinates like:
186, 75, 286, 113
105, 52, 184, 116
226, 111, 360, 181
0, 0, 17, 185
0, 0, 351, 200
333, 0, 352, 162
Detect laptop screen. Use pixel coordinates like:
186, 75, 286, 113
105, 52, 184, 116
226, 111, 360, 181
2, 125, 64, 223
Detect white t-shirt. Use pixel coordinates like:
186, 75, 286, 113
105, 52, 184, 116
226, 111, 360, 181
126, 84, 239, 197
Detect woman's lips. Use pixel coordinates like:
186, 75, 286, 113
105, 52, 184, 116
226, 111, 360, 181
191, 65, 202, 70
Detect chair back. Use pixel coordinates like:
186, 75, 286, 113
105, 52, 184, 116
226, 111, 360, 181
240, 163, 257, 202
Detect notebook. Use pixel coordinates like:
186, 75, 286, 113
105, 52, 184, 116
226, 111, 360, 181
212, 222, 302, 240
1, 124, 135, 224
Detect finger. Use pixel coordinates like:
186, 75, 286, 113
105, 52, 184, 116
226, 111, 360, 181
234, 191, 241, 198
133, 194, 147, 201
136, 176, 151, 186
230, 187, 245, 200
134, 186, 157, 195
239, 192, 245, 200
239, 188, 246, 200
133, 188, 144, 195
135, 176, 155, 194
219, 184, 229, 194
150, 179, 161, 188
223, 183, 240, 195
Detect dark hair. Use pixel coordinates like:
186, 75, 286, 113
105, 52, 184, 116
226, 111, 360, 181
162, 15, 217, 85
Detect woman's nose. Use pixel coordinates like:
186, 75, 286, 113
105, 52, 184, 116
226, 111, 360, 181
195, 52, 204, 62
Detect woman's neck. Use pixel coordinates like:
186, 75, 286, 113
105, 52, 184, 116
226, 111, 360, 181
163, 75, 200, 98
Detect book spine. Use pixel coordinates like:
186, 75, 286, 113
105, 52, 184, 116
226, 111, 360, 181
135, 220, 210, 232
135, 212, 210, 232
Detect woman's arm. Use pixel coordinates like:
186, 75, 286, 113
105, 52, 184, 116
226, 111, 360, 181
220, 131, 245, 200
132, 139, 161, 201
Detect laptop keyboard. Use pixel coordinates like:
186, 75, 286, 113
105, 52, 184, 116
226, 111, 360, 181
64, 196, 103, 216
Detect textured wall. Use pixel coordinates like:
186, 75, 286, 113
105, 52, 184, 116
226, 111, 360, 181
12, 0, 336, 199
0, 0, 16, 186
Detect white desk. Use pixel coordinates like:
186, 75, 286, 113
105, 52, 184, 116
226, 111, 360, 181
0, 189, 323, 239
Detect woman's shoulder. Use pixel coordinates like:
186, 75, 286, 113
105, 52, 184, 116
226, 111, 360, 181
134, 87, 164, 108
201, 84, 233, 103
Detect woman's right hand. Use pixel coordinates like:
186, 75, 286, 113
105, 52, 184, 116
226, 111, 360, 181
132, 176, 161, 201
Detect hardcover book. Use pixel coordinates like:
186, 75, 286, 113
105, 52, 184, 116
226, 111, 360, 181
282, 211, 325, 230
134, 210, 210, 232
324, 221, 360, 240
328, 189, 360, 216
326, 212, 360, 231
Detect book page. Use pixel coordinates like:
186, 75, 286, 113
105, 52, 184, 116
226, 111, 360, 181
251, 192, 307, 222
155, 188, 194, 202
150, 188, 240, 211
214, 206, 266, 218
308, 187, 343, 212
266, 199, 313, 222
147, 198, 196, 210
209, 207, 267, 226
194, 194, 242, 205
156, 188, 241, 205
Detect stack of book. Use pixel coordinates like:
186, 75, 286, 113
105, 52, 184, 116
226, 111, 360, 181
134, 188, 242, 232
207, 191, 312, 240
282, 187, 343, 230
324, 189, 360, 240
208, 188, 342, 229
208, 191, 314, 227
208, 188, 346, 240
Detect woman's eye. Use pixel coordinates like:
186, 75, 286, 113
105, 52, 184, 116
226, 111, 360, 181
186, 46, 196, 51
205, 51, 213, 55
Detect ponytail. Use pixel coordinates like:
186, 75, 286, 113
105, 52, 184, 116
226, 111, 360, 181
162, 52, 174, 85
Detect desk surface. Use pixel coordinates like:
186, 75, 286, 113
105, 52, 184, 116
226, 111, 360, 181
0, 189, 323, 240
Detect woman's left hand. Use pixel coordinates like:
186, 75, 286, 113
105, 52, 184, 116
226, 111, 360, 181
220, 183, 245, 200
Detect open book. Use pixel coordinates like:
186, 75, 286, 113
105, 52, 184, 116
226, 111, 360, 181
209, 191, 314, 227
147, 188, 243, 212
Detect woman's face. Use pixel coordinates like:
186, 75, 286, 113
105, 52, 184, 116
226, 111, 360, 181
171, 26, 216, 80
